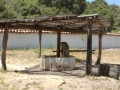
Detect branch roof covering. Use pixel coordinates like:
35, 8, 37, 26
0, 14, 111, 34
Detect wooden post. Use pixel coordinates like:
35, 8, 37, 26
38, 30, 42, 58
57, 32, 61, 57
95, 33, 103, 65
86, 19, 92, 75
1, 23, 8, 70
117, 65, 120, 79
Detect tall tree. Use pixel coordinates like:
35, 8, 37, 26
109, 4, 120, 29
73, 0, 86, 14
11, 0, 41, 18
0, 0, 6, 12
0, 0, 16, 19
41, 0, 86, 15
84, 0, 115, 30
39, 0, 52, 7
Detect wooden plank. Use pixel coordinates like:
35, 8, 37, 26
38, 30, 42, 58
95, 33, 103, 65
78, 14, 98, 18
94, 19, 106, 28
60, 42, 69, 57
8, 25, 84, 32
0, 14, 99, 23
53, 49, 95, 52
0, 24, 101, 34
98, 64, 110, 76
1, 23, 8, 70
57, 32, 61, 57
86, 19, 92, 75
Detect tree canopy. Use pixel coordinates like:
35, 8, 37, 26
0, 0, 16, 18
84, 0, 120, 31
0, 0, 120, 32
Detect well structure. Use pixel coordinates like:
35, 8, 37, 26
0, 14, 111, 75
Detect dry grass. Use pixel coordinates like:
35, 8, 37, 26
70, 48, 120, 64
0, 47, 119, 71
0, 47, 120, 69
101, 48, 120, 64
0, 48, 120, 90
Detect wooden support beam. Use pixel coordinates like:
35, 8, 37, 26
38, 30, 42, 58
1, 23, 8, 70
86, 19, 92, 75
53, 49, 95, 52
0, 24, 101, 34
95, 32, 103, 65
57, 32, 61, 57
7, 25, 83, 32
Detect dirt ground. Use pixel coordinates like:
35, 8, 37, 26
0, 48, 120, 90
0, 62, 120, 90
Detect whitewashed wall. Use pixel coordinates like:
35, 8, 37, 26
0, 33, 120, 49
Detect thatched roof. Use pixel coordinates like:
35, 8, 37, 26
0, 14, 111, 34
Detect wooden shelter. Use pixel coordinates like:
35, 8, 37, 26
0, 14, 111, 75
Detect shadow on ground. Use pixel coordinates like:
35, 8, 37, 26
18, 60, 118, 79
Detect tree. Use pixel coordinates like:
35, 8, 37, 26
39, 0, 52, 7
40, 0, 86, 15
84, 0, 109, 15
109, 4, 120, 29
20, 6, 29, 16
40, 5, 59, 15
0, 10, 16, 19
0, 0, 16, 19
84, 0, 115, 31
73, 0, 86, 15
59, 7, 72, 15
28, 4, 41, 15
11, 0, 41, 18
0, 0, 6, 12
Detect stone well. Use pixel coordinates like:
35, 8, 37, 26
40, 55, 75, 71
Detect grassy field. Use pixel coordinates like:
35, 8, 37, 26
0, 48, 120, 90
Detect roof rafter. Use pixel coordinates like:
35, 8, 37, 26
0, 14, 111, 34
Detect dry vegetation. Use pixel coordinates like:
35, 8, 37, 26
0, 48, 120, 90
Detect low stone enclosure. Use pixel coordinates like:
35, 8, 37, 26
40, 55, 75, 71
0, 14, 111, 75
40, 42, 75, 71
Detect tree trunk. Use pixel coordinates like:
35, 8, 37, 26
1, 23, 8, 70
86, 19, 92, 75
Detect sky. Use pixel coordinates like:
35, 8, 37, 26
86, 0, 120, 6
